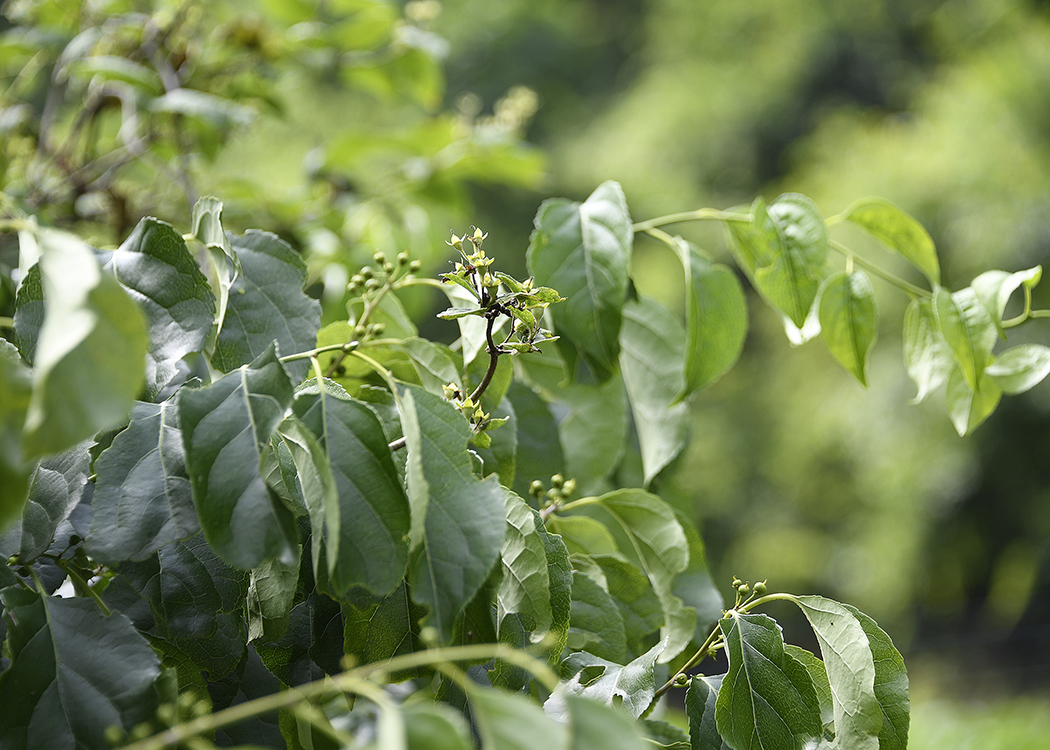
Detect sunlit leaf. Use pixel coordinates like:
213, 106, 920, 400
945, 365, 1001, 436
841, 603, 910, 750
818, 270, 878, 386
934, 286, 997, 392
902, 298, 954, 403
843, 197, 940, 286
546, 638, 666, 720
15, 443, 90, 562
971, 266, 1042, 338
497, 491, 552, 636
986, 344, 1050, 394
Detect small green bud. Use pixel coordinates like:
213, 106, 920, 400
156, 703, 177, 726
350, 274, 365, 287
129, 722, 154, 741
373, 251, 386, 264
447, 232, 463, 250
529, 480, 545, 498
365, 278, 381, 292
561, 478, 576, 496
420, 625, 439, 646
397, 251, 410, 265
6, 555, 17, 566
409, 259, 422, 272
360, 267, 374, 280
551, 474, 564, 489
383, 261, 395, 273
737, 583, 751, 596
674, 673, 690, 687
753, 581, 767, 595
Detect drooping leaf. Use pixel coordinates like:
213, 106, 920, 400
619, 297, 690, 485
0, 588, 161, 748
0, 342, 33, 530
177, 343, 298, 569
401, 337, 462, 395
212, 230, 321, 382
292, 384, 410, 596
16, 442, 90, 562
86, 400, 198, 564
841, 603, 910, 750
716, 613, 823, 750
945, 366, 1001, 436
902, 298, 954, 403
970, 266, 1041, 338
474, 687, 570, 750
571, 489, 693, 662
726, 194, 828, 329
792, 595, 883, 750
497, 491, 552, 636
685, 675, 731, 750
933, 286, 997, 392
21, 232, 148, 459
986, 344, 1050, 394
673, 240, 748, 396
398, 383, 506, 643
817, 270, 878, 386
189, 196, 237, 357
546, 638, 666, 720
106, 217, 216, 398
527, 181, 632, 382
842, 197, 940, 286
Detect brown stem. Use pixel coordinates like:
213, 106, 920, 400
467, 313, 501, 404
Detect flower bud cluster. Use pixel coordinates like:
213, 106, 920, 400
529, 474, 577, 510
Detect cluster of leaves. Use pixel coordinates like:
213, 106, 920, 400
0, 182, 920, 750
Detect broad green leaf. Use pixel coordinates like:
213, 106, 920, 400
619, 297, 690, 485
343, 581, 427, 672
548, 515, 619, 557
567, 568, 628, 663
671, 507, 724, 639
572, 489, 693, 661
86, 400, 198, 564
641, 720, 691, 750
11, 261, 42, 362
0, 341, 33, 531
685, 675, 731, 750
315, 320, 417, 396
793, 595, 883, 750
971, 266, 1042, 338
560, 374, 628, 492
673, 240, 748, 396
21, 232, 148, 459
398, 383, 506, 643
945, 365, 1001, 436
292, 386, 410, 596
404, 702, 473, 750
247, 551, 301, 642
212, 230, 321, 382
401, 337, 462, 395
177, 344, 299, 569
507, 381, 565, 498
539, 517, 572, 663
841, 604, 910, 750
727, 194, 828, 329
986, 344, 1050, 394
106, 217, 216, 399
596, 555, 665, 652
497, 491, 552, 637
843, 197, 940, 286
902, 298, 954, 403
818, 270, 878, 386
527, 181, 632, 382
474, 687, 569, 750
546, 638, 666, 720
565, 694, 650, 750
189, 196, 237, 354
934, 286, 997, 392
784, 646, 834, 728
716, 613, 823, 750
16, 443, 90, 562
0, 589, 161, 749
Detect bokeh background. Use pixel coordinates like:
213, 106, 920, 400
4, 0, 1050, 745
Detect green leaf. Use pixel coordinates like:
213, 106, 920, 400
16, 443, 90, 562
527, 181, 632, 383
106, 218, 216, 399
641, 719, 691, 749
560, 374, 628, 491
902, 298, 954, 403
727, 194, 829, 329
674, 240, 748, 396
716, 613, 823, 750
151, 88, 255, 128
567, 567, 628, 663
212, 230, 321, 382
404, 702, 473, 750
563, 694, 651, 750
842, 197, 940, 286
539, 517, 572, 663
619, 297, 690, 485
595, 555, 665, 652
971, 266, 1042, 338
671, 507, 724, 639
177, 343, 299, 569
945, 365, 1001, 436
398, 383, 506, 643
247, 552, 300, 642
497, 491, 552, 636
792, 595, 883, 750
934, 286, 997, 392
401, 337, 462, 395
507, 381, 565, 498
473, 687, 569, 750
0, 341, 33, 531
86, 400, 198, 564
818, 270, 878, 386
291, 386, 410, 597
21, 232, 148, 459
784, 646, 834, 728
548, 515, 619, 557
571, 489, 693, 661
685, 675, 731, 750
840, 604, 910, 750
0, 589, 161, 749
546, 638, 666, 719
437, 306, 486, 320
343, 581, 427, 672
68, 55, 164, 95
189, 196, 237, 355
986, 344, 1050, 394
11, 261, 42, 362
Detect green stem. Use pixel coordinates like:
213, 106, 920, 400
280, 341, 358, 364
653, 620, 724, 699
324, 278, 396, 377
829, 240, 931, 299
1029, 309, 1050, 319
549, 496, 602, 515
0, 316, 14, 330
632, 208, 749, 233
1003, 284, 1033, 328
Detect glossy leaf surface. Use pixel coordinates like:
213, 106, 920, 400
818, 270, 878, 386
